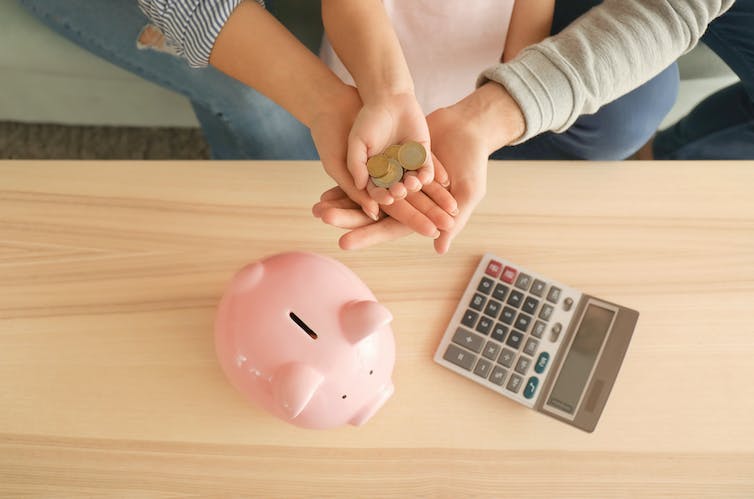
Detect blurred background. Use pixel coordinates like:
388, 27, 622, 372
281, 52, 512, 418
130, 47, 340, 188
0, 0, 740, 160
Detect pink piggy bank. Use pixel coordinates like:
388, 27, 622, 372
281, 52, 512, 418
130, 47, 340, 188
214, 252, 396, 429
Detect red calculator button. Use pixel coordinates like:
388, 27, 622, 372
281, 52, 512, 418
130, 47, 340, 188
501, 266, 517, 283
485, 260, 503, 278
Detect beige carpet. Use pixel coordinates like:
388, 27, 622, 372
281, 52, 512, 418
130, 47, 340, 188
0, 121, 210, 160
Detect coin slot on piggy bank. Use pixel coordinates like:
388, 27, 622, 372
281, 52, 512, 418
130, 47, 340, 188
214, 252, 396, 429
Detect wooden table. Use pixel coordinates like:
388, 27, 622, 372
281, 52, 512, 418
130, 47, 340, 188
1, 161, 753, 498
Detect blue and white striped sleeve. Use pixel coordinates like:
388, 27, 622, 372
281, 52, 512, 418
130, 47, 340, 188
137, 0, 265, 68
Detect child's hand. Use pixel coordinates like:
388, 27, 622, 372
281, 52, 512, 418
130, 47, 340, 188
348, 93, 442, 205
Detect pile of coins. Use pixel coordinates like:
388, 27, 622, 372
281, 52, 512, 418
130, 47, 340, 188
366, 141, 427, 188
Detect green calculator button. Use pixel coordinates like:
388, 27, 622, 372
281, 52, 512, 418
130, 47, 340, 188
535, 352, 550, 374
524, 376, 539, 399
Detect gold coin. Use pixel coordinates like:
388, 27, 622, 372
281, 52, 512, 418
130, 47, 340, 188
372, 159, 404, 188
383, 144, 401, 160
366, 154, 390, 177
398, 141, 426, 170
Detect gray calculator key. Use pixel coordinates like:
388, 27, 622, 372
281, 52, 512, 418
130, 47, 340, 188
539, 303, 554, 321
492, 283, 509, 301
515, 273, 532, 291
550, 323, 563, 342
531, 320, 547, 338
482, 341, 501, 360
452, 327, 485, 353
489, 366, 507, 386
530, 279, 546, 297
506, 373, 523, 393
506, 330, 524, 350
478, 277, 494, 295
469, 293, 486, 311
484, 299, 502, 319
461, 309, 479, 328
500, 307, 516, 325
514, 313, 532, 333
490, 322, 508, 343
476, 316, 493, 335
497, 348, 516, 368
524, 338, 539, 356
474, 358, 493, 378
515, 356, 532, 375
443, 344, 476, 371
522, 296, 539, 315
507, 290, 524, 308
546, 286, 561, 303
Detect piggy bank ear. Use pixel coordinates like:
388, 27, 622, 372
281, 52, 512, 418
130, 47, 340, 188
235, 262, 265, 291
340, 300, 393, 344
272, 363, 324, 419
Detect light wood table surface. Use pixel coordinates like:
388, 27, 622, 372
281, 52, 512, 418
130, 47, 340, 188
1, 161, 753, 498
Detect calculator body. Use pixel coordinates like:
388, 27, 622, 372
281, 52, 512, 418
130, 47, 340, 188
434, 253, 639, 432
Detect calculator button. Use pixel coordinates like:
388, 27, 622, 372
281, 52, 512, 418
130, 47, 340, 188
506, 330, 524, 350
482, 341, 501, 360
489, 366, 507, 386
550, 323, 562, 342
514, 313, 532, 333
531, 320, 547, 338
443, 344, 476, 371
490, 323, 508, 343
524, 338, 539, 357
461, 309, 479, 328
474, 358, 493, 378
515, 273, 532, 291
500, 307, 516, 325
514, 356, 531, 375
469, 293, 486, 311
522, 296, 539, 315
563, 297, 574, 311
484, 299, 502, 319
535, 352, 550, 374
476, 316, 493, 335
506, 373, 523, 393
546, 286, 562, 303
524, 376, 539, 399
497, 348, 516, 368
492, 283, 509, 302
478, 277, 494, 295
485, 260, 503, 278
452, 327, 485, 353
507, 290, 524, 308
530, 279, 546, 297
501, 266, 517, 284
539, 303, 554, 321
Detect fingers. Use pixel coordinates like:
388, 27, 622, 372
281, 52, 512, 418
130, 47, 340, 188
320, 186, 346, 202
402, 172, 423, 193
431, 152, 450, 187
403, 189, 455, 231
421, 181, 459, 217
416, 139, 434, 185
346, 136, 371, 190
434, 181, 482, 255
339, 217, 414, 251
381, 201, 439, 238
367, 182, 396, 205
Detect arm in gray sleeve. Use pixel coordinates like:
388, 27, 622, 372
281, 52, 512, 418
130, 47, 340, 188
137, 0, 264, 67
480, 0, 734, 143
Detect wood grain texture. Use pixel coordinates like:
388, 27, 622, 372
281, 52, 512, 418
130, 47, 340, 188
1, 161, 753, 497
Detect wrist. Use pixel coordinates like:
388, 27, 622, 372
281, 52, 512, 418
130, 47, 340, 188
453, 82, 526, 153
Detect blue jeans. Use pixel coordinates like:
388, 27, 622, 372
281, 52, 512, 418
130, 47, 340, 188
21, 0, 678, 160
652, 0, 754, 159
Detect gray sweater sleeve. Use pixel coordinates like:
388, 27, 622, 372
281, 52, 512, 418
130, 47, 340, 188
480, 0, 735, 143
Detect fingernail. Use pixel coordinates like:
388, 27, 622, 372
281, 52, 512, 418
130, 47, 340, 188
442, 180, 450, 187
450, 208, 459, 216
432, 230, 441, 239
363, 207, 379, 221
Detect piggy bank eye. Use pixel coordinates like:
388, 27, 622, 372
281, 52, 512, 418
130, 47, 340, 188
342, 394, 347, 399
369, 370, 373, 375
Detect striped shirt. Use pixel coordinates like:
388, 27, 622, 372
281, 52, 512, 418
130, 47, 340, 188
137, 0, 264, 68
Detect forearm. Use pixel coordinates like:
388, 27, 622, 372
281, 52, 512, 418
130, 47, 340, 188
481, 0, 734, 143
321, 0, 413, 102
210, 1, 349, 127
502, 0, 554, 62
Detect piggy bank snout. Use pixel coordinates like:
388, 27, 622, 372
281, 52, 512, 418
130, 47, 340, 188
349, 382, 395, 427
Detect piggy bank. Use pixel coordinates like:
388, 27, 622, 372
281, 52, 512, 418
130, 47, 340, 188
214, 252, 396, 429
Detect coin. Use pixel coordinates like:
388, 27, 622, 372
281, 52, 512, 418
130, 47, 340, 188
366, 154, 390, 177
371, 159, 404, 188
397, 141, 426, 170
383, 144, 401, 160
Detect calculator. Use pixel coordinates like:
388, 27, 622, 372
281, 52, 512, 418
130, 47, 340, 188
434, 253, 639, 432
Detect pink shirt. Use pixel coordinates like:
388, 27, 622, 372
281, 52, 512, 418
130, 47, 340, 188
321, 0, 515, 114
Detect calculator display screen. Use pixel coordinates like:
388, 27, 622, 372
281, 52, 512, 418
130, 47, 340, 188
547, 304, 615, 415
